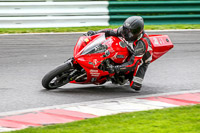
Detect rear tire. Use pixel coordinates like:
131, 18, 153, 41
42, 62, 72, 90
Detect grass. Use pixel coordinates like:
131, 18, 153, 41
6, 104, 200, 133
0, 24, 200, 34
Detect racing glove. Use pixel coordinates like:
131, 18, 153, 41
86, 30, 117, 37
107, 65, 120, 74
86, 30, 97, 36
104, 31, 111, 37
104, 30, 118, 38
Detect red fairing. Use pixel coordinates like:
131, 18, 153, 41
73, 34, 104, 57
149, 35, 174, 62
105, 36, 129, 64
72, 34, 129, 84
74, 34, 106, 69
74, 34, 129, 69
73, 36, 90, 57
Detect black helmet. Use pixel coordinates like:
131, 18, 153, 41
121, 16, 144, 41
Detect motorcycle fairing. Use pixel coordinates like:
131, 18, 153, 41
71, 34, 129, 84
74, 34, 129, 68
149, 35, 174, 62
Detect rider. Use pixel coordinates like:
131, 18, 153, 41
86, 16, 152, 91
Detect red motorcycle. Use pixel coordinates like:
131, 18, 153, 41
42, 33, 173, 90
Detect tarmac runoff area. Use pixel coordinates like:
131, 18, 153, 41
0, 90, 200, 132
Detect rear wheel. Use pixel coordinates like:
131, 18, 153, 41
42, 62, 73, 90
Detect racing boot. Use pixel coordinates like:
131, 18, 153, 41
130, 81, 142, 91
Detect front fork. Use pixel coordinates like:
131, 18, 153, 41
64, 57, 75, 68
65, 57, 87, 82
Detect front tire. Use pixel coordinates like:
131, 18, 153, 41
42, 62, 73, 90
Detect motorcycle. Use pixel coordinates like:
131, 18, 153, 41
42, 33, 173, 90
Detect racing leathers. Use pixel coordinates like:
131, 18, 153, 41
87, 27, 153, 91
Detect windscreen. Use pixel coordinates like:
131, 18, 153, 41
81, 35, 107, 55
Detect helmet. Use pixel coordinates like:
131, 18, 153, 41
121, 16, 144, 41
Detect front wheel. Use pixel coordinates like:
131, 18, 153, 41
42, 62, 73, 90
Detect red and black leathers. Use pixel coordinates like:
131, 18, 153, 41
87, 26, 152, 90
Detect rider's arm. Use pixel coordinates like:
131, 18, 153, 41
115, 40, 147, 73
87, 26, 123, 37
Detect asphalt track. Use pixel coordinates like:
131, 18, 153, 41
0, 30, 200, 113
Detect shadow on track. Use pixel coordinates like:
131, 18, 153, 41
40, 83, 161, 96
39, 74, 169, 102
41, 84, 137, 93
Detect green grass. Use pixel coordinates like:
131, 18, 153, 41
0, 24, 200, 34
6, 104, 200, 133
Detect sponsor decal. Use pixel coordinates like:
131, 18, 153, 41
158, 38, 165, 45
111, 52, 118, 60
88, 59, 102, 68
93, 59, 98, 65
116, 55, 125, 59
90, 69, 98, 73
84, 38, 89, 43
90, 69, 100, 77
153, 37, 159, 45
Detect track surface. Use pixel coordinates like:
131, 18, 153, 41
0, 31, 200, 113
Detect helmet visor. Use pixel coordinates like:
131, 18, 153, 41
121, 26, 134, 41
122, 26, 141, 41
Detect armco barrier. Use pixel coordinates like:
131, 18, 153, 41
0, 1, 200, 28
0, 16, 109, 28
109, 1, 200, 25
0, 1, 109, 28
0, 2, 108, 16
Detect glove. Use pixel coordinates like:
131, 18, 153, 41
107, 65, 115, 74
104, 30, 111, 38
86, 30, 97, 36
107, 65, 120, 74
